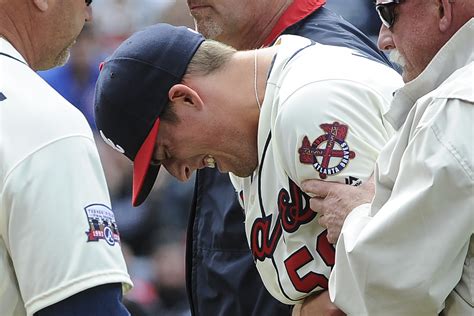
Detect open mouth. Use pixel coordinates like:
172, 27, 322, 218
203, 155, 216, 168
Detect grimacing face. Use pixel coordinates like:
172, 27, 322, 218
153, 107, 258, 182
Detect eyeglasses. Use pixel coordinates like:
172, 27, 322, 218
85, 0, 92, 6
375, 0, 404, 29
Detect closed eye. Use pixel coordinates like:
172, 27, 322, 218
150, 158, 162, 166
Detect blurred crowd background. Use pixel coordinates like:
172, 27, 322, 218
38, 1, 382, 315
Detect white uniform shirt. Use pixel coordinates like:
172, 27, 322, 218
0, 38, 132, 316
230, 35, 403, 304
330, 19, 474, 315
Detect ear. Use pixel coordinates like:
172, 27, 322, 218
33, 0, 49, 12
168, 84, 204, 111
438, 0, 454, 32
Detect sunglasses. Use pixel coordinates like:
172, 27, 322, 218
85, 0, 93, 6
375, 0, 404, 28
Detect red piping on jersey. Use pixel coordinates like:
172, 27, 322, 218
262, 0, 326, 47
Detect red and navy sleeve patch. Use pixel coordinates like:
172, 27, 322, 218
298, 122, 355, 179
84, 204, 121, 246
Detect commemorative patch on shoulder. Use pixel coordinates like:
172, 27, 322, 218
84, 204, 120, 246
298, 121, 355, 179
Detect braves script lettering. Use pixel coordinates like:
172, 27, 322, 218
251, 178, 334, 293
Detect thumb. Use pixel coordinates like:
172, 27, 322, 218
301, 179, 330, 197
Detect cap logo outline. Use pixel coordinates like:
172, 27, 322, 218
100, 130, 125, 154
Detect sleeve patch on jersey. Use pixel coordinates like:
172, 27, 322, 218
298, 121, 355, 179
0, 92, 6, 101
84, 204, 121, 246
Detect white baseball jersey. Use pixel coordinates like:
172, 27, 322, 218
230, 35, 403, 304
0, 38, 132, 315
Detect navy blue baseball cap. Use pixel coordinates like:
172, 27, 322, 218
94, 23, 205, 207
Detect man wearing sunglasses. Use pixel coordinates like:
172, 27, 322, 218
302, 0, 473, 314
0, 1, 132, 315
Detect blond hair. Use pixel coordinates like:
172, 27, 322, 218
185, 40, 237, 77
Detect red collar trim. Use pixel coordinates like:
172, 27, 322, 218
262, 0, 326, 47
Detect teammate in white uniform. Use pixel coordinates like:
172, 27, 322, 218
94, 24, 402, 306
0, 1, 132, 315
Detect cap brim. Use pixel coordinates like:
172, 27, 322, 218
132, 118, 161, 206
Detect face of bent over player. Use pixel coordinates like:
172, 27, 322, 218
152, 96, 258, 182
38, 0, 93, 70
376, 0, 445, 82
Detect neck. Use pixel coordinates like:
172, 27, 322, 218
227, 47, 278, 114
229, 0, 292, 50
188, 46, 278, 134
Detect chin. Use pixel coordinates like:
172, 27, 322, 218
402, 70, 419, 83
230, 166, 257, 178
55, 48, 71, 67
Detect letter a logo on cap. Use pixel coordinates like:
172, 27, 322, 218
100, 130, 125, 153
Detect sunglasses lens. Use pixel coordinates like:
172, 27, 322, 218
376, 5, 394, 28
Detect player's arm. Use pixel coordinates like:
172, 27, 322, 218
273, 79, 392, 190
271, 78, 395, 308
3, 136, 132, 315
35, 283, 129, 316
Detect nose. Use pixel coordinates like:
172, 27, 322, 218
85, 6, 93, 22
377, 24, 395, 51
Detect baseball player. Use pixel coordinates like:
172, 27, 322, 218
94, 24, 403, 305
0, 1, 132, 315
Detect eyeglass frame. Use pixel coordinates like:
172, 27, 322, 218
375, 0, 405, 29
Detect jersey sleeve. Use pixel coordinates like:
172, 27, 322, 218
273, 79, 394, 189
35, 283, 129, 316
1, 136, 132, 315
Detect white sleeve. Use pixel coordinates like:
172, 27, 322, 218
329, 100, 474, 315
273, 79, 393, 189
260, 79, 393, 303
2, 136, 132, 315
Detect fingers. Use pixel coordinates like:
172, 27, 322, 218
318, 215, 339, 244
326, 230, 338, 244
317, 214, 326, 227
310, 195, 325, 214
301, 179, 344, 197
301, 179, 329, 197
